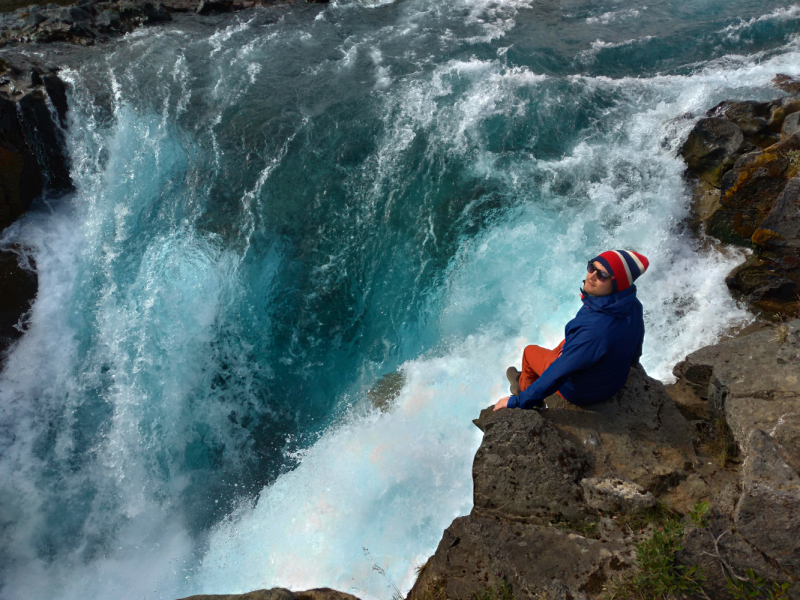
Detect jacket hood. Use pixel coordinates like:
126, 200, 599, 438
580, 284, 639, 318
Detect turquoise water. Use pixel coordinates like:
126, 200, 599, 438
1, 1, 799, 598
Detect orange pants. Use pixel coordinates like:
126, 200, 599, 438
520, 339, 566, 393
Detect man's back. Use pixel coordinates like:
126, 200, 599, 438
557, 285, 644, 405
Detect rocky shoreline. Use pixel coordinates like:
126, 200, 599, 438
0, 5, 799, 599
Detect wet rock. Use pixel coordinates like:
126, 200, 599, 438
774, 73, 800, 95
196, 0, 233, 13
725, 253, 800, 315
708, 99, 779, 149
756, 177, 800, 248
707, 147, 790, 245
367, 371, 404, 412
0, 57, 71, 232
0, 248, 36, 363
580, 477, 657, 513
178, 589, 362, 600
0, 0, 172, 46
769, 95, 800, 133
679, 117, 745, 187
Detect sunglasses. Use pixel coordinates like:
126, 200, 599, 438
587, 261, 614, 282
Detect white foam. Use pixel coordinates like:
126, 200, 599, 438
719, 5, 800, 41
586, 8, 642, 25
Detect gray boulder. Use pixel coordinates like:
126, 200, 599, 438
408, 512, 631, 600
782, 111, 800, 140
758, 177, 800, 248
674, 320, 800, 452
472, 408, 587, 519
735, 429, 800, 574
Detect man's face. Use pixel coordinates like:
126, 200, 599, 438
584, 261, 615, 297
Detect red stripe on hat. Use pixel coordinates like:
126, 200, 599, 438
600, 251, 631, 291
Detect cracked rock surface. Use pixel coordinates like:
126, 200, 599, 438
674, 320, 800, 596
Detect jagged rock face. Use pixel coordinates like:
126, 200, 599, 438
472, 408, 587, 519
679, 117, 745, 187
709, 140, 793, 246
0, 0, 172, 47
673, 320, 800, 451
544, 364, 695, 493
408, 365, 696, 600
0, 248, 36, 359
0, 56, 71, 231
673, 321, 800, 593
409, 513, 632, 600
0, 57, 70, 370
178, 587, 362, 600
680, 78, 800, 316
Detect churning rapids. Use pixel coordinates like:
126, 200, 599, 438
2, 0, 800, 598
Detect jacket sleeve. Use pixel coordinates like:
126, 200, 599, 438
507, 327, 607, 409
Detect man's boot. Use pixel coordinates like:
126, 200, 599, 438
506, 366, 521, 396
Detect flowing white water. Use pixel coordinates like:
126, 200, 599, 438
2, 1, 800, 599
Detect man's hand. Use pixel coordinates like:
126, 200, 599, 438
493, 396, 510, 411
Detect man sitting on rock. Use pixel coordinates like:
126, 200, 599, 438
494, 250, 649, 411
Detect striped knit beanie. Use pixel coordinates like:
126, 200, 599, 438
591, 250, 649, 293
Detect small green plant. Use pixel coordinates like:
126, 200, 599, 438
633, 519, 706, 598
688, 500, 711, 528
603, 512, 705, 600
615, 503, 674, 536
727, 569, 791, 600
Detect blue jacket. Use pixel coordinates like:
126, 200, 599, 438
507, 285, 644, 408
